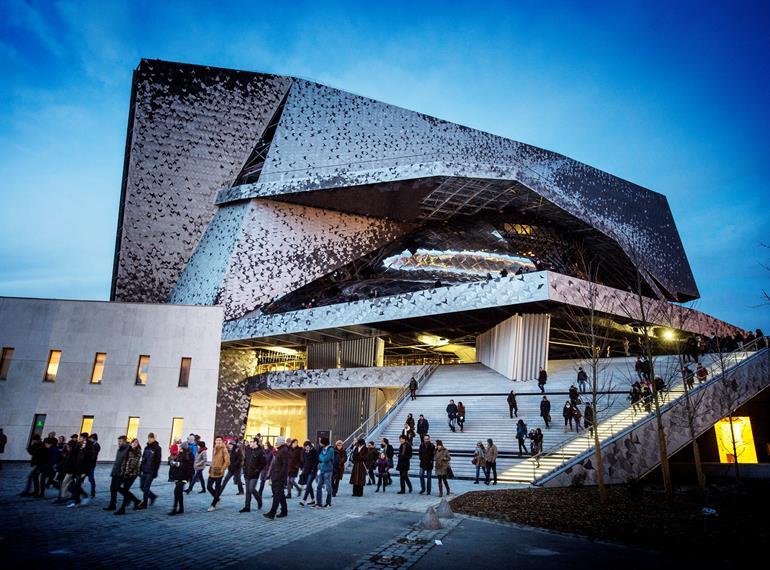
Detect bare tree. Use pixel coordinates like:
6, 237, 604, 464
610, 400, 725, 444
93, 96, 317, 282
556, 251, 619, 504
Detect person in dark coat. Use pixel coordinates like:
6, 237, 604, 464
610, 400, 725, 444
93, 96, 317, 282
418, 434, 435, 495
264, 437, 289, 520
138, 432, 162, 509
257, 442, 273, 501
168, 442, 194, 516
584, 402, 595, 437
287, 439, 303, 498
86, 433, 100, 498
240, 437, 266, 512
222, 439, 244, 495
446, 400, 458, 432
299, 440, 319, 506
349, 439, 368, 497
70, 433, 96, 507
396, 435, 413, 494
563, 401, 574, 432
55, 435, 80, 504
332, 440, 346, 497
507, 390, 518, 418
366, 441, 378, 485
577, 367, 588, 393
381, 437, 395, 486
537, 368, 548, 393
540, 396, 551, 428
20, 434, 48, 498
114, 439, 142, 514
416, 415, 429, 444
409, 376, 418, 400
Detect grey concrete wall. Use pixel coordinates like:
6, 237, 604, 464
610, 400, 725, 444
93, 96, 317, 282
250, 365, 423, 391
0, 297, 223, 461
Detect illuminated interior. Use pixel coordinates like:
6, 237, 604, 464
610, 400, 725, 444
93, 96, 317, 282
715, 416, 758, 464
44, 350, 61, 382
80, 415, 94, 435
135, 355, 150, 385
383, 248, 536, 277
245, 390, 307, 444
126, 416, 140, 441
170, 417, 184, 447
91, 352, 106, 383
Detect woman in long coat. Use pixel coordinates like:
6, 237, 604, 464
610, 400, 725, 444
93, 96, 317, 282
349, 438, 368, 497
433, 440, 452, 497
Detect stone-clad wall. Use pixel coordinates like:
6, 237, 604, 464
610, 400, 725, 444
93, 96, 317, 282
543, 349, 770, 487
248, 365, 423, 392
214, 349, 258, 438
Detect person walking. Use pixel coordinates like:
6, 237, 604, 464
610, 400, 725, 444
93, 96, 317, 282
540, 396, 551, 428
457, 402, 466, 432
332, 440, 346, 497
168, 442, 194, 516
409, 375, 418, 400
532, 428, 544, 467
563, 400, 574, 432
0, 428, 7, 470
446, 400, 458, 432
350, 439, 368, 497
206, 436, 230, 511
516, 420, 528, 456
375, 452, 390, 492
584, 402, 595, 437
257, 442, 273, 501
20, 434, 48, 498
103, 435, 128, 511
416, 415, 429, 444
137, 432, 162, 509
264, 437, 289, 520
186, 441, 207, 494
507, 390, 518, 418
71, 433, 96, 507
287, 439, 303, 499
484, 438, 498, 485
577, 367, 588, 393
299, 440, 319, 507
537, 367, 548, 393
114, 438, 142, 515
314, 437, 334, 509
573, 405, 583, 433
86, 433, 100, 498
222, 439, 244, 495
473, 440, 486, 484
569, 384, 580, 405
418, 435, 435, 495
241, 437, 266, 512
434, 440, 452, 497
366, 441, 378, 485
405, 414, 416, 443
396, 435, 413, 494
382, 437, 395, 486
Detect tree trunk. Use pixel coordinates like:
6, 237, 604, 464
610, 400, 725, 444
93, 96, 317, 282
728, 415, 741, 484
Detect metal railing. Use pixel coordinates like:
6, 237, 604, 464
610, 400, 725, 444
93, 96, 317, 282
502, 339, 768, 484
341, 362, 439, 451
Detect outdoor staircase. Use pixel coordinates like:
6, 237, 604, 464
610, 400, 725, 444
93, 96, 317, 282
370, 347, 761, 484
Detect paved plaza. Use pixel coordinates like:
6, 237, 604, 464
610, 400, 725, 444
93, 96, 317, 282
0, 463, 684, 569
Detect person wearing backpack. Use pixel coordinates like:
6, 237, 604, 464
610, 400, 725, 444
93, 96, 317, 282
314, 437, 334, 509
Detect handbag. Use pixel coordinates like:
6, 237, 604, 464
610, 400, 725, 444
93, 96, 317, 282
298, 473, 307, 486
446, 466, 454, 479
471, 457, 477, 465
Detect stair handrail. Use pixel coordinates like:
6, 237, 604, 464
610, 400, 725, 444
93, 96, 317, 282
530, 338, 767, 485
341, 362, 439, 451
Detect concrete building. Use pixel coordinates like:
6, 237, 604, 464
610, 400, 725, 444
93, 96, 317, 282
0, 298, 223, 460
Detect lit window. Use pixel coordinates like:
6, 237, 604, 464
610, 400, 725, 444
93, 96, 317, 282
178, 357, 191, 387
90, 353, 106, 384
80, 415, 94, 435
0, 347, 13, 380
170, 417, 184, 447
715, 416, 758, 464
126, 416, 140, 441
44, 350, 62, 382
135, 355, 150, 385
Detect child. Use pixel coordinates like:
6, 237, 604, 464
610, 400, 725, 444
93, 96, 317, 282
375, 452, 390, 492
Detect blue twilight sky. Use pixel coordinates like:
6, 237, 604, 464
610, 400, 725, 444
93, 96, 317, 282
0, 0, 768, 331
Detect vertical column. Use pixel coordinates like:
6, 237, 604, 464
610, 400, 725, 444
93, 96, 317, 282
476, 313, 551, 380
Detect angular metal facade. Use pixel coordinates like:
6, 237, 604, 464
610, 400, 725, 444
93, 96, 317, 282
112, 59, 699, 324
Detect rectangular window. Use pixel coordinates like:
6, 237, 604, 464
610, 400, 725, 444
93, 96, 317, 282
0, 347, 13, 380
170, 417, 184, 448
80, 415, 94, 435
44, 350, 62, 382
90, 352, 106, 384
126, 416, 140, 441
135, 355, 150, 385
178, 357, 192, 387
29, 413, 46, 446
